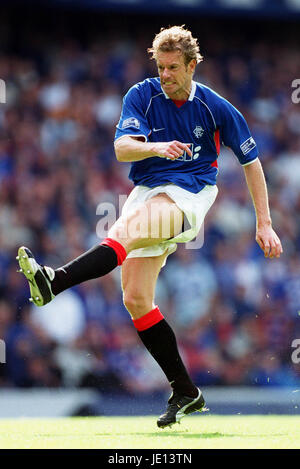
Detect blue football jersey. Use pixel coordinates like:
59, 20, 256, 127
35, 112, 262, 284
115, 78, 258, 194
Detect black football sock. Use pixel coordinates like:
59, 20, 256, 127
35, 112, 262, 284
133, 308, 198, 398
51, 238, 127, 296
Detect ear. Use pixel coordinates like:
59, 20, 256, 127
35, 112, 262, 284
188, 59, 197, 74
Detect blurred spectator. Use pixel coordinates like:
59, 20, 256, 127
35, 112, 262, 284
30, 290, 86, 344
165, 245, 217, 328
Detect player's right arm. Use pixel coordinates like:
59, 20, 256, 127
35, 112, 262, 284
115, 83, 192, 162
114, 136, 192, 162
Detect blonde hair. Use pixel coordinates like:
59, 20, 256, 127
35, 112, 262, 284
148, 25, 203, 66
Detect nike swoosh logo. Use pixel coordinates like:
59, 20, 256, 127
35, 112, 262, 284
153, 128, 165, 132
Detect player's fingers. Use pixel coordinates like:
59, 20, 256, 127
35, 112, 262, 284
266, 236, 279, 258
257, 235, 270, 257
256, 235, 264, 252
170, 144, 185, 158
257, 231, 283, 259
171, 142, 185, 151
182, 143, 193, 157
269, 233, 283, 258
167, 149, 180, 160
269, 240, 283, 258
264, 242, 270, 257
269, 241, 277, 259
275, 240, 283, 258
173, 141, 192, 157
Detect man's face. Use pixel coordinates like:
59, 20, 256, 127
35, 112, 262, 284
156, 50, 196, 100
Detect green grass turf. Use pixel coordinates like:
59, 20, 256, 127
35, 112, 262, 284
0, 415, 299, 449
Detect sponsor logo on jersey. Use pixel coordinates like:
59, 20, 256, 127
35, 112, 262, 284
174, 144, 201, 161
240, 137, 256, 155
193, 125, 204, 138
122, 117, 140, 129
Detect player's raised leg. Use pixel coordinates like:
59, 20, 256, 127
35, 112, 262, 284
16, 237, 127, 307
17, 194, 182, 306
122, 254, 206, 428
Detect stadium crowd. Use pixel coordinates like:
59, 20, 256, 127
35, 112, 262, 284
0, 16, 300, 393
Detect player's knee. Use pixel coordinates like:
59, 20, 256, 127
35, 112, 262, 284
123, 292, 152, 318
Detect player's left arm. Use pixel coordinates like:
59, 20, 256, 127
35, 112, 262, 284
243, 158, 283, 259
214, 92, 283, 259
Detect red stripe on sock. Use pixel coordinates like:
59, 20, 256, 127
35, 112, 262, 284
132, 306, 164, 331
101, 238, 127, 266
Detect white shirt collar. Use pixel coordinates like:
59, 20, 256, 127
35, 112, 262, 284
189, 80, 196, 101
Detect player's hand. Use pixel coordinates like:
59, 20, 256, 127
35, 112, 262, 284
256, 224, 283, 259
153, 141, 192, 160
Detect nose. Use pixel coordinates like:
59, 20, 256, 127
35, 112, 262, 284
162, 68, 171, 80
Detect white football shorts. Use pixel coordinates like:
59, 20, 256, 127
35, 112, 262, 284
121, 183, 218, 265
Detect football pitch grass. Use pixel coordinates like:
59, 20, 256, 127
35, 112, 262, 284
0, 415, 299, 449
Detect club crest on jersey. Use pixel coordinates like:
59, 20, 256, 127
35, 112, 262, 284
122, 117, 140, 130
193, 125, 204, 138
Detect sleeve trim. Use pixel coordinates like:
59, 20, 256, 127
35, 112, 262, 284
241, 157, 259, 167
